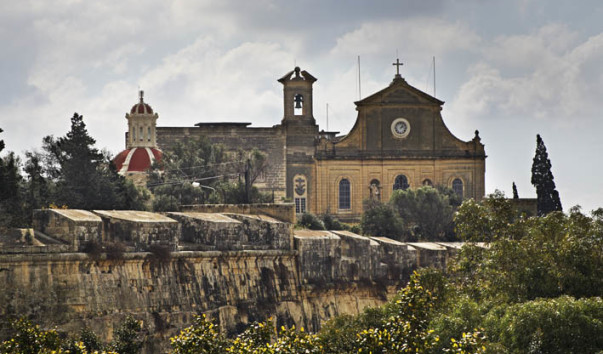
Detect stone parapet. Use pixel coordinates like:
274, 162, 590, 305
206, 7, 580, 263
181, 203, 296, 224
93, 210, 180, 250
32, 209, 102, 250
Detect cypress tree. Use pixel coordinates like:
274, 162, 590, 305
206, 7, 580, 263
512, 182, 519, 199
531, 134, 562, 216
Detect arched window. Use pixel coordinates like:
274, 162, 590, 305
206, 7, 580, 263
294, 93, 303, 115
147, 127, 152, 141
393, 175, 409, 191
422, 179, 433, 187
339, 179, 351, 210
452, 178, 463, 199
139, 126, 143, 141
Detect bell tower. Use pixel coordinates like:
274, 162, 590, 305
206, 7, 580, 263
278, 66, 317, 124
278, 67, 319, 209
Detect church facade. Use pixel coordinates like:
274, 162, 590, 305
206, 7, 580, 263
120, 64, 486, 220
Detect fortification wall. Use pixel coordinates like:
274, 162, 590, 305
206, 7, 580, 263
0, 251, 396, 353
0, 206, 469, 353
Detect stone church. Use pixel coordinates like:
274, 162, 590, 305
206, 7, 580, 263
115, 63, 486, 220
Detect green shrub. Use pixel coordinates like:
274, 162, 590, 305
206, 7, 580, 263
297, 213, 325, 230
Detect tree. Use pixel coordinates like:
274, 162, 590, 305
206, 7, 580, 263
0, 128, 26, 228
361, 199, 404, 239
149, 136, 270, 211
531, 134, 562, 216
512, 182, 518, 199
42, 113, 145, 210
390, 186, 455, 241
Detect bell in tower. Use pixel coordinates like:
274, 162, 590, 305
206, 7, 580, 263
278, 66, 317, 124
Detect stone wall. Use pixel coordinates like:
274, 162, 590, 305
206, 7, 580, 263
94, 211, 181, 251
181, 203, 296, 224
32, 209, 102, 250
167, 212, 292, 251
9, 207, 473, 353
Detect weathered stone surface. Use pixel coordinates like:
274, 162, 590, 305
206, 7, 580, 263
2, 207, 470, 354
93, 210, 180, 250
294, 230, 341, 284
32, 209, 102, 250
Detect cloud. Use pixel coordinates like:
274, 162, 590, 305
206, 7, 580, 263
449, 24, 603, 123
330, 18, 480, 64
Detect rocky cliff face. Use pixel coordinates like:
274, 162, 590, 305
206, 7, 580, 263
0, 206, 468, 353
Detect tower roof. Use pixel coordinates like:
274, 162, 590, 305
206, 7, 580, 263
278, 67, 317, 84
113, 147, 162, 175
130, 90, 154, 114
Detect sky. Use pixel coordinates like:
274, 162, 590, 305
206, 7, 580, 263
1, 0, 603, 212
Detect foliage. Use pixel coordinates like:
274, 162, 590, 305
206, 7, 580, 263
297, 212, 325, 230
39, 113, 148, 212
360, 199, 404, 239
512, 182, 518, 199
0, 317, 63, 353
0, 151, 26, 228
320, 213, 348, 231
170, 314, 228, 354
531, 134, 562, 216
147, 244, 172, 263
354, 273, 440, 353
149, 137, 271, 211
390, 186, 455, 241
454, 200, 603, 302
485, 296, 603, 354
110, 316, 143, 354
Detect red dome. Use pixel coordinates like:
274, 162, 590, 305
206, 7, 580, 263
130, 102, 154, 114
113, 147, 162, 174
130, 90, 154, 114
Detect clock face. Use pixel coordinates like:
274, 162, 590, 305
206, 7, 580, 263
391, 118, 410, 138
395, 121, 407, 134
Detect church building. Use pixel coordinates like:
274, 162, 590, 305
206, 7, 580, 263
116, 62, 486, 220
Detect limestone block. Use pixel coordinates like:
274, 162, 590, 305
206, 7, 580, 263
226, 214, 292, 250
32, 209, 102, 250
93, 210, 180, 250
167, 212, 243, 250
331, 231, 375, 281
370, 237, 417, 282
294, 230, 341, 284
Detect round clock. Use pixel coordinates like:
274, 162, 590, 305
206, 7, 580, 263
391, 118, 410, 138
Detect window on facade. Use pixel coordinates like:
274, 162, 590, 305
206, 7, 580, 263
139, 126, 143, 141
339, 179, 351, 210
422, 179, 433, 187
131, 127, 135, 141
393, 175, 409, 191
147, 127, 151, 141
295, 197, 307, 214
452, 178, 463, 199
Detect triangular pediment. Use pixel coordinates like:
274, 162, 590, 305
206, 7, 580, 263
356, 78, 444, 107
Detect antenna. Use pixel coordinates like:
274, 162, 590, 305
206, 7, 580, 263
326, 103, 329, 131
358, 56, 362, 100
433, 56, 436, 98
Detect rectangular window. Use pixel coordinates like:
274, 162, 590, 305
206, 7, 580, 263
139, 127, 143, 141
295, 198, 306, 214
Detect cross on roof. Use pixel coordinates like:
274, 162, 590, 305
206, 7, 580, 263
392, 58, 403, 77
139, 90, 144, 103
